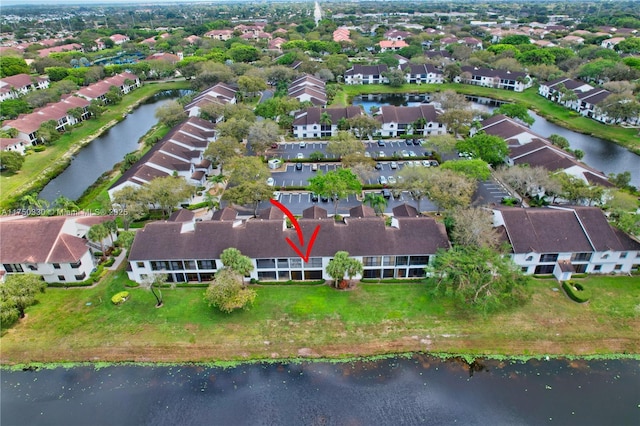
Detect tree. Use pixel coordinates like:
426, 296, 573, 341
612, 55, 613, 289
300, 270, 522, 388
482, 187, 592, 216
494, 103, 534, 126
87, 223, 110, 256
427, 169, 477, 212
220, 247, 254, 276
427, 246, 531, 315
111, 186, 149, 230
425, 134, 457, 155
204, 136, 244, 174
342, 153, 376, 183
217, 117, 252, 142
383, 68, 406, 87
155, 100, 187, 127
247, 120, 279, 157
432, 90, 470, 111
228, 156, 271, 185
616, 37, 640, 54
0, 56, 30, 77
204, 268, 256, 313
53, 195, 79, 212
326, 251, 363, 288
237, 75, 267, 99
397, 166, 432, 214
141, 273, 170, 308
227, 44, 260, 63
440, 159, 491, 181
346, 115, 381, 141
0, 98, 31, 119
36, 120, 61, 145
326, 131, 364, 158
199, 102, 225, 122
145, 176, 193, 219
223, 181, 274, 217
0, 151, 25, 173
609, 171, 634, 191
552, 172, 604, 206
548, 134, 570, 150
307, 168, 362, 215
494, 165, 557, 199
363, 192, 388, 215
597, 94, 640, 124
0, 275, 46, 327
456, 133, 509, 166
104, 86, 122, 105
439, 109, 474, 137
449, 207, 501, 249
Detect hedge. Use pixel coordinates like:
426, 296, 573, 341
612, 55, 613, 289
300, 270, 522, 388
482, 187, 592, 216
360, 278, 426, 284
562, 280, 591, 303
111, 291, 130, 305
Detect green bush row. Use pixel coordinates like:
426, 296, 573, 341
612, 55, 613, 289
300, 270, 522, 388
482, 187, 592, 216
562, 280, 591, 303
253, 279, 326, 286
360, 278, 426, 284
187, 201, 211, 210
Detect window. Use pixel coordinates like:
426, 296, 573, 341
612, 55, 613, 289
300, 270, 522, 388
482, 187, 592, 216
408, 268, 425, 278
3, 264, 23, 273
170, 261, 183, 271
184, 260, 197, 270
70, 260, 82, 269
307, 257, 322, 268
593, 265, 602, 271
304, 270, 323, 280
614, 264, 622, 271
256, 259, 275, 269
383, 256, 395, 266
395, 256, 408, 266
534, 264, 554, 274
277, 258, 289, 268
525, 255, 534, 262
136, 262, 145, 268
290, 258, 302, 269
27, 264, 37, 271
383, 269, 394, 278
58, 275, 66, 281
363, 269, 381, 279
409, 256, 429, 266
278, 271, 290, 280
619, 252, 628, 259
574, 264, 588, 273
363, 256, 381, 267
75, 272, 86, 281
53, 263, 61, 269
601, 254, 609, 259
540, 254, 558, 263
197, 260, 216, 270
571, 253, 592, 262
521, 266, 529, 273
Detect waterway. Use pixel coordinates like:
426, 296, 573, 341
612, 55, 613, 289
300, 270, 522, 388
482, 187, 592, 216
2, 355, 638, 425
353, 94, 640, 187
37, 91, 181, 203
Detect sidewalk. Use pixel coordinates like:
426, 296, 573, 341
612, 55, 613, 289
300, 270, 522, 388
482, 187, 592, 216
108, 249, 128, 271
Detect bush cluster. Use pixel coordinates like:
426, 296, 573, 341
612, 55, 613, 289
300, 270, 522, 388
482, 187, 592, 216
111, 291, 129, 305
562, 280, 591, 303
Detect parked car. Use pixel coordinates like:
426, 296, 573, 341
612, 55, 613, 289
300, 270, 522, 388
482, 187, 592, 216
299, 141, 306, 148
375, 162, 382, 170
405, 161, 414, 167
387, 176, 396, 185
405, 139, 412, 146
272, 191, 281, 200
401, 150, 409, 157
422, 160, 431, 167
379, 176, 387, 185
271, 143, 278, 149
310, 192, 319, 202
296, 153, 304, 159
390, 161, 397, 169
412, 139, 422, 146
311, 163, 318, 171
321, 194, 329, 202
364, 151, 371, 158
379, 150, 385, 158
266, 177, 275, 186
295, 162, 303, 170
381, 189, 391, 199
377, 140, 385, 147
408, 150, 417, 157
430, 160, 439, 167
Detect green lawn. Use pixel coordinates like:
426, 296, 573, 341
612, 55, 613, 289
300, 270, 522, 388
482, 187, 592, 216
1, 271, 638, 364
331, 83, 640, 153
0, 81, 190, 209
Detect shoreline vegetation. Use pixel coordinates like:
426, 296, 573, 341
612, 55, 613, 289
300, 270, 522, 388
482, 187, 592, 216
1, 269, 638, 366
0, 80, 190, 210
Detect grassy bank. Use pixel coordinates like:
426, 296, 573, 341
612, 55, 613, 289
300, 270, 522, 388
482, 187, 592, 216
332, 83, 640, 154
1, 270, 638, 365
0, 80, 190, 210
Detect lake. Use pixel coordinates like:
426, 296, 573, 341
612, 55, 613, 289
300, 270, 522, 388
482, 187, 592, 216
353, 94, 640, 188
2, 355, 638, 425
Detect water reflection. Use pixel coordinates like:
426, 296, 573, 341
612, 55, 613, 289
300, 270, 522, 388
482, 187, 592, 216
2, 356, 638, 426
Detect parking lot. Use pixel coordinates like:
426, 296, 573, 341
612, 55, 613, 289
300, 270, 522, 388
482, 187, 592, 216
270, 140, 432, 161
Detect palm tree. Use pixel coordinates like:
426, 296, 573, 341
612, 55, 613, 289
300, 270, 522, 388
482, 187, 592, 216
87, 223, 109, 258
364, 192, 388, 215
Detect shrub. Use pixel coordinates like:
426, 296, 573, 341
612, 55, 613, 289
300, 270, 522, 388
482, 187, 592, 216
562, 280, 591, 303
33, 145, 46, 152
103, 258, 115, 267
111, 291, 129, 305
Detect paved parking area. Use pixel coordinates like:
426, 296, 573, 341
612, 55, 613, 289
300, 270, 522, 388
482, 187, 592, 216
269, 140, 431, 160
472, 178, 512, 206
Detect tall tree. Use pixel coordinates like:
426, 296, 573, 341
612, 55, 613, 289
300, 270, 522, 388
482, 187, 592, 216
222, 182, 273, 217
449, 207, 501, 249
326, 251, 364, 288
493, 103, 535, 126
363, 192, 388, 215
397, 166, 432, 214
0, 274, 46, 327
427, 246, 531, 315
87, 223, 110, 256
204, 268, 257, 313
204, 136, 245, 175
456, 133, 509, 166
440, 159, 491, 181
307, 168, 362, 215
220, 247, 254, 277
145, 176, 193, 219
0, 151, 25, 173
326, 131, 365, 158
346, 115, 381, 141
155, 100, 187, 127
141, 273, 170, 307
427, 168, 476, 212
110, 186, 149, 231
247, 120, 279, 157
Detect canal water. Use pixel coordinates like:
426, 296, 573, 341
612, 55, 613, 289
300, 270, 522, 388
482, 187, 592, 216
353, 94, 640, 187
1, 355, 638, 425
38, 91, 182, 203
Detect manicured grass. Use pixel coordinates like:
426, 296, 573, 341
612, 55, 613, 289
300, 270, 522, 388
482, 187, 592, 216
1, 271, 638, 364
0, 81, 190, 209
332, 83, 640, 153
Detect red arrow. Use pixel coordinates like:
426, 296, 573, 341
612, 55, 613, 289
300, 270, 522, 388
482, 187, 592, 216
270, 199, 321, 262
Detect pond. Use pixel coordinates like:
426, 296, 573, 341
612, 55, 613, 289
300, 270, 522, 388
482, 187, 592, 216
352, 94, 640, 187
38, 90, 186, 203
2, 355, 638, 425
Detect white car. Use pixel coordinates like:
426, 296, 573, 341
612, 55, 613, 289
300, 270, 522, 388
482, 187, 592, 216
387, 176, 396, 185
408, 150, 417, 157
299, 141, 306, 148
401, 150, 409, 157
266, 177, 275, 186
378, 176, 387, 185
422, 160, 431, 167
390, 161, 398, 169
296, 153, 304, 159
